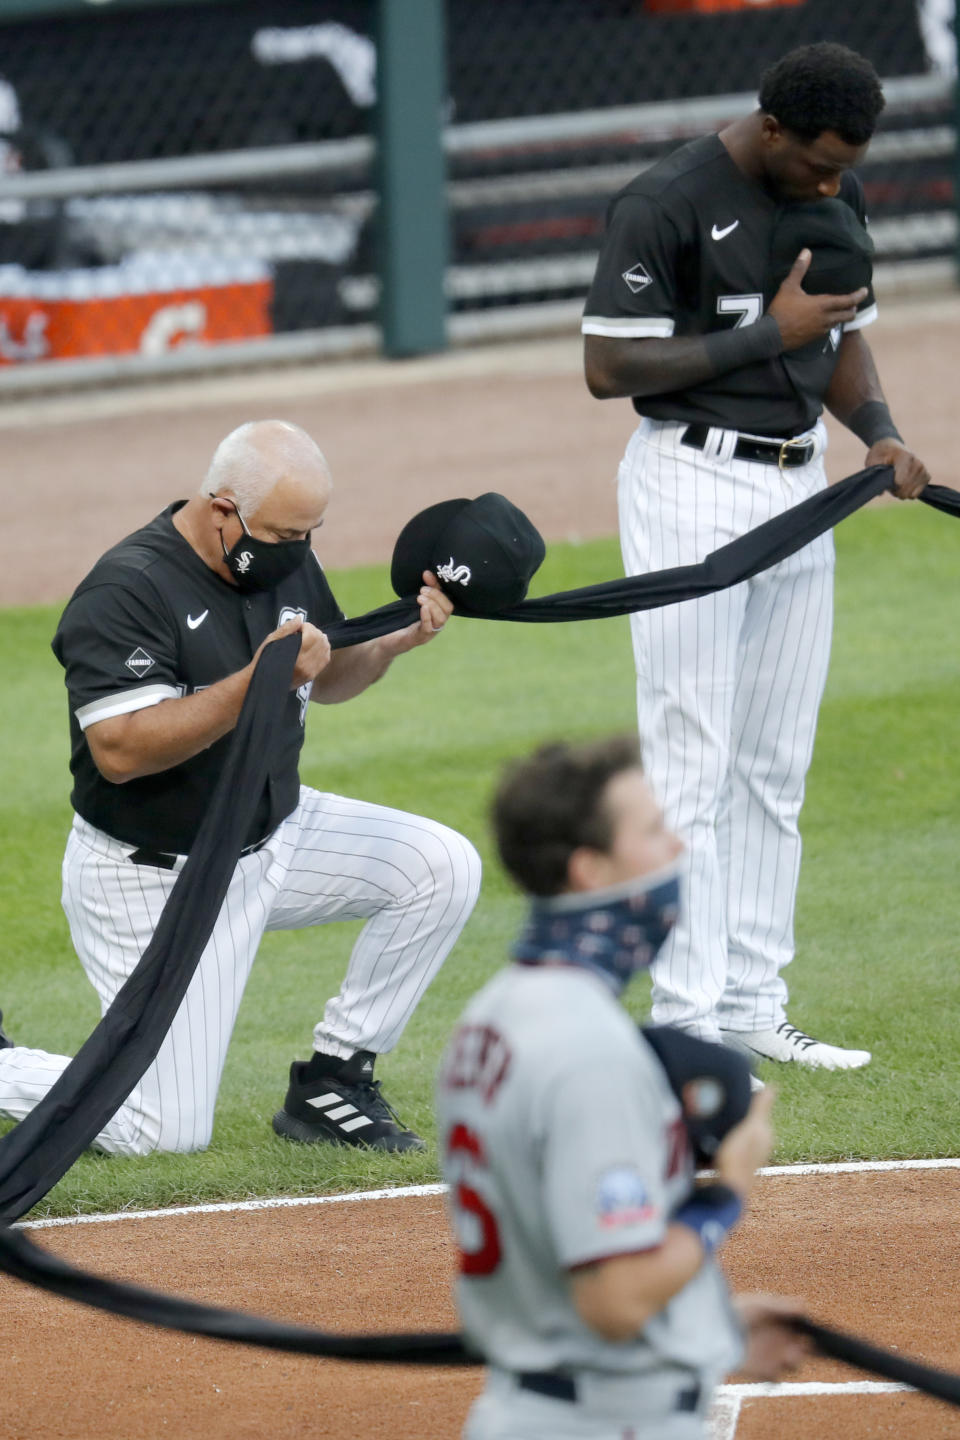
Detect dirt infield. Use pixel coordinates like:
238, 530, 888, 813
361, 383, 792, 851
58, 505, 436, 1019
3, 1168, 960, 1440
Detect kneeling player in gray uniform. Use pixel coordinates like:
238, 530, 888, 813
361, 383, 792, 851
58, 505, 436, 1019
437, 736, 807, 1439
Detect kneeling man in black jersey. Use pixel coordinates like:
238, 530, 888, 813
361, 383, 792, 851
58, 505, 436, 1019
0, 419, 481, 1155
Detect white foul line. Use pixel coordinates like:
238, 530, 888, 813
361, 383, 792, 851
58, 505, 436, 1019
719, 1380, 910, 1397
16, 1156, 960, 1230
18, 1183, 449, 1230
758, 1157, 960, 1177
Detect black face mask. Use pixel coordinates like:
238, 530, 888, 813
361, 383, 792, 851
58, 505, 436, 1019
220, 501, 312, 594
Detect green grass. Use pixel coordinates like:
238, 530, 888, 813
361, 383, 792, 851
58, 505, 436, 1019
1, 504, 958, 1216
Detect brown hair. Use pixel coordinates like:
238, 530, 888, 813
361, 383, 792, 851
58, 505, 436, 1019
492, 735, 642, 897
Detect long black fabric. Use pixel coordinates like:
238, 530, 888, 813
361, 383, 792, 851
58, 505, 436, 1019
0, 1227, 959, 1408
795, 1318, 960, 1407
0, 1227, 477, 1365
325, 470, 960, 646
493, 462, 894, 623
0, 633, 302, 1225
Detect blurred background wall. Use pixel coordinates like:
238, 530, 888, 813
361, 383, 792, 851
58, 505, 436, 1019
0, 0, 953, 384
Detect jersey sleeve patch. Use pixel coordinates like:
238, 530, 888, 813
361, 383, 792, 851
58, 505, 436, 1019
622, 261, 653, 294
595, 1166, 659, 1229
124, 646, 157, 677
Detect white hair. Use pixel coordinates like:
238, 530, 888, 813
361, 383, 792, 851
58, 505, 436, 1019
199, 420, 331, 514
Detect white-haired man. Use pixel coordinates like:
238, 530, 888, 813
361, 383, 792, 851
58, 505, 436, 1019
0, 420, 481, 1156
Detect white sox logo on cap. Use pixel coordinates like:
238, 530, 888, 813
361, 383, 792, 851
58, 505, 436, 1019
437, 558, 472, 587
391, 492, 545, 616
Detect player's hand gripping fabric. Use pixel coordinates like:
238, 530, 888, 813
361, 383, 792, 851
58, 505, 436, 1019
733, 1294, 811, 1382
864, 436, 930, 499
256, 615, 333, 690
396, 569, 455, 650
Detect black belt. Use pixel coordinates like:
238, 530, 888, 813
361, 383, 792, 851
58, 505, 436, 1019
128, 837, 269, 870
516, 1371, 700, 1411
681, 422, 816, 469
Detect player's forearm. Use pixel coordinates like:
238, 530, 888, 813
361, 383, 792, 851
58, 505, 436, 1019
584, 320, 783, 400
824, 332, 902, 443
311, 618, 436, 704
310, 638, 394, 704
85, 668, 254, 783
570, 1225, 706, 1342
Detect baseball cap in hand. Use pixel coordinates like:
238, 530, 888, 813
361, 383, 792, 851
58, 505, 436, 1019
770, 197, 874, 296
391, 492, 546, 616
642, 1025, 753, 1165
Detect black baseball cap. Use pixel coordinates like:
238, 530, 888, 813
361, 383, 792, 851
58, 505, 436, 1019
642, 1025, 753, 1165
391, 492, 546, 616
770, 197, 874, 295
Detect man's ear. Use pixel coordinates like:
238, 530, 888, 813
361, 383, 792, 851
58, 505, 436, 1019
209, 495, 236, 532
760, 113, 784, 147
567, 845, 610, 894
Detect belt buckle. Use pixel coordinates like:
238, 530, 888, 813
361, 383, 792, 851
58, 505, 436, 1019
778, 435, 812, 470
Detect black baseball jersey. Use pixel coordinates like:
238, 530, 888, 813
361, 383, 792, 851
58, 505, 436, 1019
52, 503, 343, 855
582, 134, 877, 438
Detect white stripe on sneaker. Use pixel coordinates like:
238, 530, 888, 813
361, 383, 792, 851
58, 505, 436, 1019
340, 1114, 374, 1132
305, 1092, 343, 1110
325, 1103, 359, 1121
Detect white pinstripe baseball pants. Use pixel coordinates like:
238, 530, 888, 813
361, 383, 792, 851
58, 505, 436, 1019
0, 786, 481, 1155
618, 418, 834, 1040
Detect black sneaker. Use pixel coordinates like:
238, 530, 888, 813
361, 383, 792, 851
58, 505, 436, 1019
0, 1011, 12, 1050
272, 1050, 425, 1153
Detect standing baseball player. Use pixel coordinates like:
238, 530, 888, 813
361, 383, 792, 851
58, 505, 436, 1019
582, 43, 930, 1070
0, 419, 480, 1155
437, 736, 807, 1439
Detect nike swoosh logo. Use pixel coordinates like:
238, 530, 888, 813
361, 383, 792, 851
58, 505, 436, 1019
186, 610, 209, 630
711, 220, 740, 241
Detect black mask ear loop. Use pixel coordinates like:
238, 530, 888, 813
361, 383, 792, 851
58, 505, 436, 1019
219, 498, 250, 563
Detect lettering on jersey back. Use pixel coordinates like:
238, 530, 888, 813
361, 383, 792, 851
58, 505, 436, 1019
441, 1023, 512, 1104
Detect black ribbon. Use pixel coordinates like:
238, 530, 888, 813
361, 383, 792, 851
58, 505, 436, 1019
0, 634, 302, 1224
325, 471, 960, 645
794, 1317, 960, 1407
0, 1226, 476, 1365
0, 1227, 958, 1407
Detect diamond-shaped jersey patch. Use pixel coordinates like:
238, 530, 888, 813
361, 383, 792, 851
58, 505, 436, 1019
622, 262, 653, 294
125, 646, 156, 676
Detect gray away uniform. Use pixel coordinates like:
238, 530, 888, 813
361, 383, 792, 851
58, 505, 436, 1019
437, 963, 743, 1439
